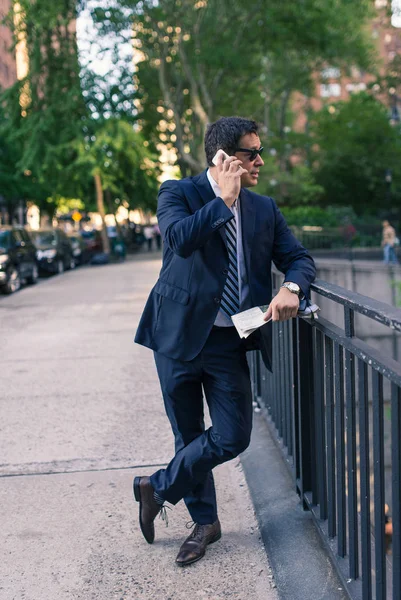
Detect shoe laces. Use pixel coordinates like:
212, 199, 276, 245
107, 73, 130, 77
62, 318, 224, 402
159, 504, 171, 527
185, 520, 206, 541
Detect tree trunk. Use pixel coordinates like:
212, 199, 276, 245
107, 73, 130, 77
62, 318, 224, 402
94, 172, 110, 254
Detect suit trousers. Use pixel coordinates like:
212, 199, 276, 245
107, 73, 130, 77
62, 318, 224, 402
150, 326, 253, 525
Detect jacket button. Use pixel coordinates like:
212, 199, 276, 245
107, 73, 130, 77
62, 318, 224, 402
214, 297, 220, 304
222, 269, 228, 275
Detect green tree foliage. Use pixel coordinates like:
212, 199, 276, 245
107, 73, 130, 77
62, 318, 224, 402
2, 0, 85, 212
92, 0, 374, 179
256, 152, 324, 207
0, 0, 161, 229
312, 93, 401, 214
72, 117, 159, 213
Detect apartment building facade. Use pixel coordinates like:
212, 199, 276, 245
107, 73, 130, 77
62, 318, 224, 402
293, 1, 401, 131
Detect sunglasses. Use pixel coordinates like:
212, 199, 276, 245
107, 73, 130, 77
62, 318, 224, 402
234, 146, 264, 161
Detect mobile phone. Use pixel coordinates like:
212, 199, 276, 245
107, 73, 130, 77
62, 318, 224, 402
212, 149, 229, 166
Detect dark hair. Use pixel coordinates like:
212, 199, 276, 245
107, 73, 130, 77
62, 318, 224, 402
204, 117, 259, 166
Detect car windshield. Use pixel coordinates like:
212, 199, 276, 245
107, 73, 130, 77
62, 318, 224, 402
0, 230, 11, 250
31, 231, 57, 247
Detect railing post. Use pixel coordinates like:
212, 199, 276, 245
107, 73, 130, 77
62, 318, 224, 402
314, 328, 327, 519
392, 383, 401, 600
295, 317, 315, 505
344, 307, 359, 580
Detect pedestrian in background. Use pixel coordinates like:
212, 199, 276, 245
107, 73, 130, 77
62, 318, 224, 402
143, 225, 154, 252
153, 223, 162, 250
382, 220, 399, 264
133, 116, 316, 566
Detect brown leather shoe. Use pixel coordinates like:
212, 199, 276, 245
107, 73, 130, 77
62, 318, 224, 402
175, 519, 221, 566
133, 476, 164, 544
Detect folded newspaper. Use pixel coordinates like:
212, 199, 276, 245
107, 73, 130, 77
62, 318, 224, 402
231, 302, 320, 339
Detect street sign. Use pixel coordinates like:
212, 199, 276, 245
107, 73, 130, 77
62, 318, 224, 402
72, 211, 82, 222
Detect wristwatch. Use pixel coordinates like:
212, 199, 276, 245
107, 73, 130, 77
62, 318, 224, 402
281, 282, 301, 296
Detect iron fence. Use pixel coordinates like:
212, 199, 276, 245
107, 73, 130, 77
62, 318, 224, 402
249, 274, 401, 600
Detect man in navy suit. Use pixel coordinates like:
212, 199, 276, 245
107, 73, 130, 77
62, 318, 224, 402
134, 117, 316, 566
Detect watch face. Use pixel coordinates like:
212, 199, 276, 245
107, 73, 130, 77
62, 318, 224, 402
284, 282, 300, 294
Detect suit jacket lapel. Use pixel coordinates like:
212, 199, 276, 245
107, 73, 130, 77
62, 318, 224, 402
192, 173, 257, 264
239, 188, 256, 281
192, 170, 227, 247
192, 170, 216, 205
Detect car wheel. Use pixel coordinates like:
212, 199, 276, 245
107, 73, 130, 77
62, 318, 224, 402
4, 267, 21, 294
27, 264, 38, 285
57, 260, 64, 275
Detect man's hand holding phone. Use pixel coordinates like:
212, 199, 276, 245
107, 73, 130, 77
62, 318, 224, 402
212, 149, 246, 208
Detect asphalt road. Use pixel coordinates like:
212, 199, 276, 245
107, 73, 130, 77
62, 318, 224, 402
0, 253, 277, 600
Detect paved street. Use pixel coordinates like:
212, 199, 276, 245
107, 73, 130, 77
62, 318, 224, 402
0, 252, 277, 600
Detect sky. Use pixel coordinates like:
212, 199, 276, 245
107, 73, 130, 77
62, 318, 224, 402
76, 0, 133, 77
392, 0, 401, 26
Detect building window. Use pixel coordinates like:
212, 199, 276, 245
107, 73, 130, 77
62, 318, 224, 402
320, 83, 341, 98
321, 67, 341, 79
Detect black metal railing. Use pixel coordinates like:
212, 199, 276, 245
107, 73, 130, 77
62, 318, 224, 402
249, 274, 401, 600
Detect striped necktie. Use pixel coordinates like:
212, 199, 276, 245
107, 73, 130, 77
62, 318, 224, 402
221, 213, 240, 318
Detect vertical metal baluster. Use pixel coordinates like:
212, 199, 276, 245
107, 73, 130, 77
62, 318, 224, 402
325, 336, 336, 538
250, 352, 255, 402
285, 320, 291, 453
296, 318, 315, 504
358, 359, 372, 600
279, 321, 283, 428
286, 320, 292, 454
345, 347, 358, 579
287, 319, 294, 460
249, 353, 255, 402
281, 322, 288, 447
274, 323, 281, 437
315, 329, 327, 519
310, 328, 318, 507
392, 383, 401, 600
372, 370, 386, 600
292, 319, 300, 480
335, 343, 346, 558
344, 306, 358, 579
282, 321, 286, 436
281, 321, 287, 444
262, 351, 268, 412
256, 351, 261, 399
270, 348, 274, 417
272, 323, 276, 418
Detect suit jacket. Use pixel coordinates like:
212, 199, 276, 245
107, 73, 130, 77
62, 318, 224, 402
135, 170, 316, 369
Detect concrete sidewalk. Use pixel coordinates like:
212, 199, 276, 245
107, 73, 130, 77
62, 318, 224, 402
0, 252, 277, 600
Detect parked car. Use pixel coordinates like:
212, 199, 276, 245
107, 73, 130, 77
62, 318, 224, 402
80, 229, 103, 257
30, 228, 75, 275
67, 233, 91, 265
0, 226, 38, 294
